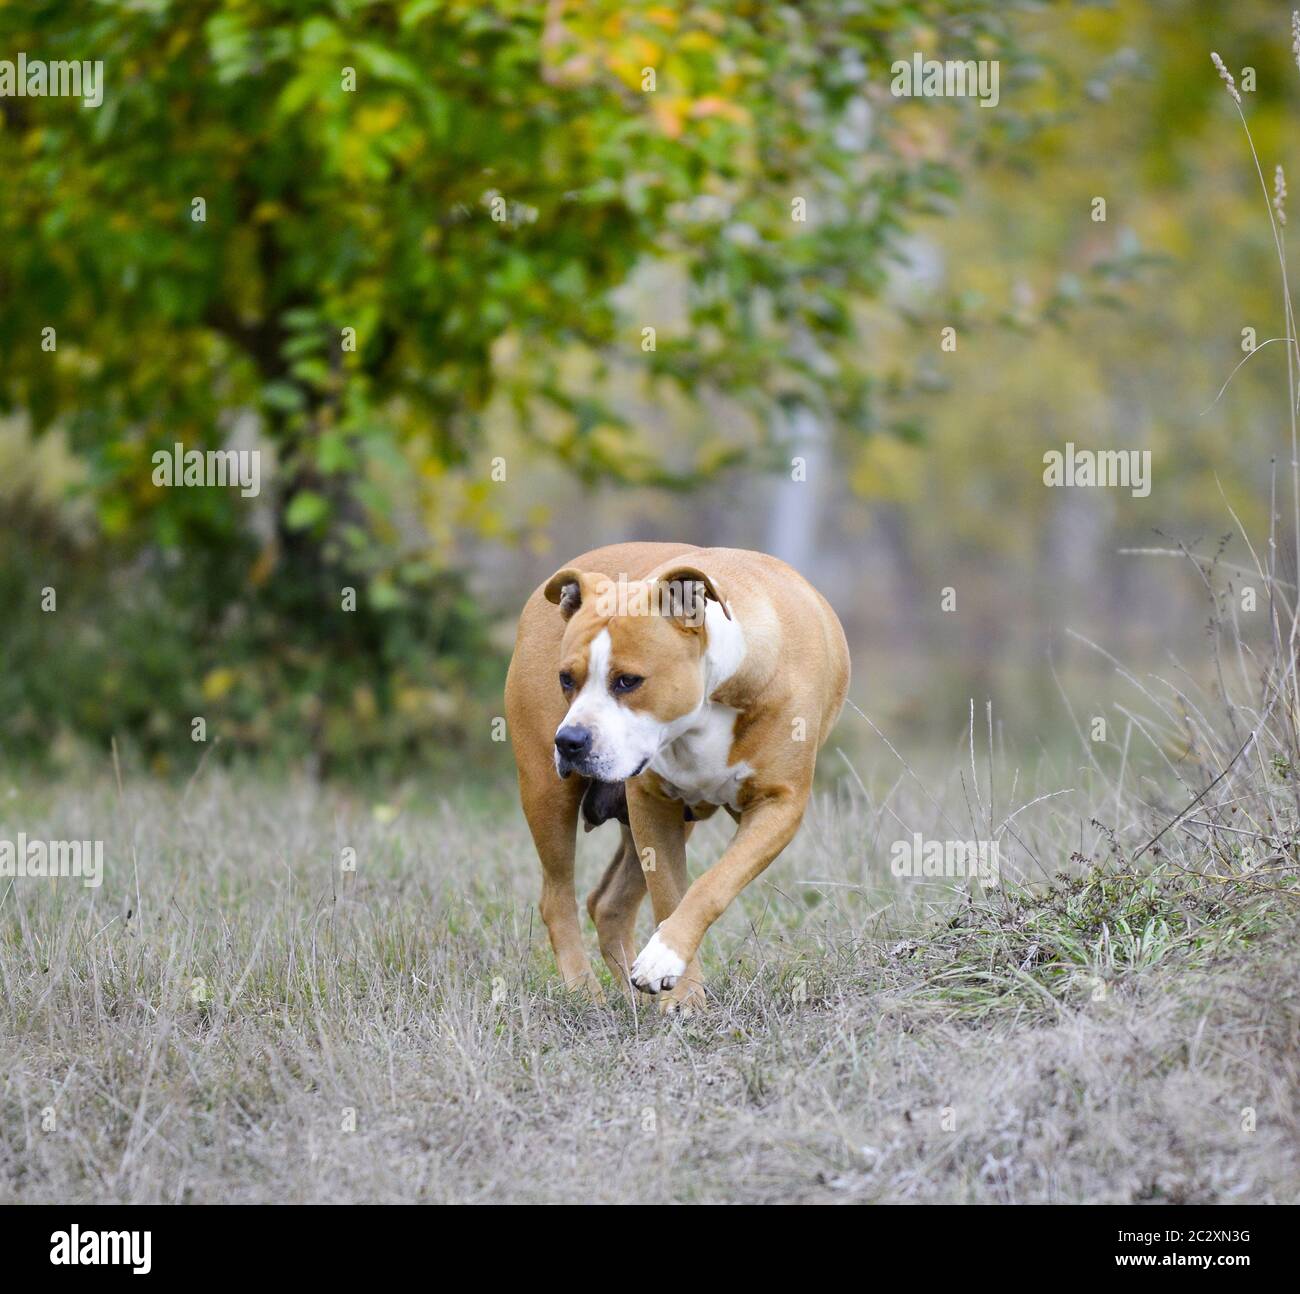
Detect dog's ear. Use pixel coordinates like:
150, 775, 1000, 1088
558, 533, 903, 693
543, 567, 590, 620
655, 565, 731, 627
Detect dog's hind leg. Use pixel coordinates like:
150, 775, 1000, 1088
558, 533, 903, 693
586, 825, 645, 992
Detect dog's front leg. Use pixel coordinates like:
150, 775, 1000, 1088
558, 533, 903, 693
626, 779, 705, 1011
632, 786, 806, 1003
519, 773, 603, 998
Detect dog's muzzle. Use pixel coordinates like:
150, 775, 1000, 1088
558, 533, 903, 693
555, 724, 593, 777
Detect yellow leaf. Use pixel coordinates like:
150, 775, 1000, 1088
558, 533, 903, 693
202, 668, 237, 701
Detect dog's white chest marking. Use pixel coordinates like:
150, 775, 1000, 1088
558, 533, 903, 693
650, 704, 752, 809
648, 598, 752, 809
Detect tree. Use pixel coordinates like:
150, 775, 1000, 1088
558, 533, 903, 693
0, 0, 1034, 767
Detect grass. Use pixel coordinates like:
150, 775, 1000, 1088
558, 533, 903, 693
1, 749, 1297, 1204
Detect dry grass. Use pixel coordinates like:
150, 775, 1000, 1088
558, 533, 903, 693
2, 749, 1297, 1204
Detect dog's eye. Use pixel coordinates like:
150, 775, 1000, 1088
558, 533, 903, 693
559, 671, 575, 691
611, 674, 643, 695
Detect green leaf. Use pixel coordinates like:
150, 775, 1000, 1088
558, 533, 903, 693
284, 490, 329, 530
262, 382, 307, 413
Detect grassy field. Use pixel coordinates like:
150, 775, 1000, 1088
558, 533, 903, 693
3, 736, 1298, 1204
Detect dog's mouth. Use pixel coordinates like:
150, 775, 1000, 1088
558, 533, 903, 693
557, 754, 650, 780
556, 754, 592, 779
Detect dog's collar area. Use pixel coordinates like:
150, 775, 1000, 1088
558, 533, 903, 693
577, 775, 698, 830
580, 778, 629, 829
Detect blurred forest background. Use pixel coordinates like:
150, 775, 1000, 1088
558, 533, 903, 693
0, 0, 1294, 780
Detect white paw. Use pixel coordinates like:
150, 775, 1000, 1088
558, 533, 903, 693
630, 929, 687, 994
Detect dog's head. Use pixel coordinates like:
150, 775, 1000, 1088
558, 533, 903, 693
543, 566, 730, 782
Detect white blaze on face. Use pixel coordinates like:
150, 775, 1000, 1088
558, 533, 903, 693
555, 629, 666, 782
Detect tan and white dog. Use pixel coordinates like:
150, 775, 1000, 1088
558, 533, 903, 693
504, 543, 849, 1012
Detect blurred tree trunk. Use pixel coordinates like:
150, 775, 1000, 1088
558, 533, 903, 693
765, 405, 825, 576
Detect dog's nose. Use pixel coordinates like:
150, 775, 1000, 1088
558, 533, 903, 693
555, 725, 593, 761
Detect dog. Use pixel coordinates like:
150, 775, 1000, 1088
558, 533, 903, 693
504, 543, 850, 1012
